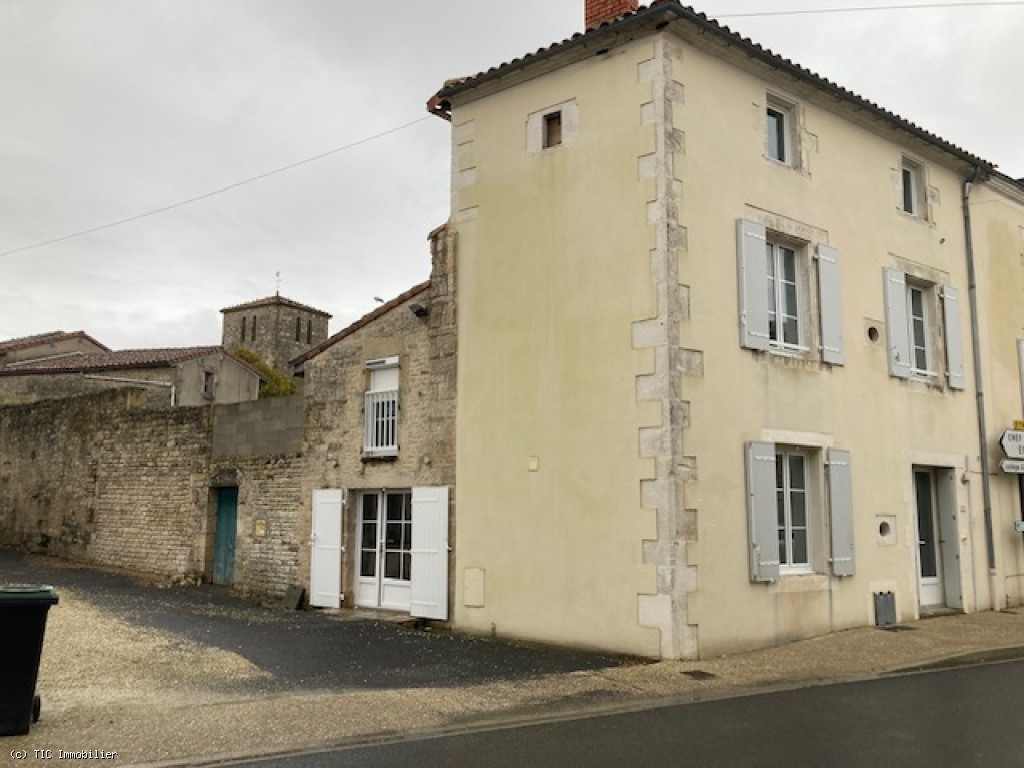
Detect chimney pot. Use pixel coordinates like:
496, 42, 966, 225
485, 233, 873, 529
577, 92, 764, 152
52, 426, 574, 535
585, 0, 639, 30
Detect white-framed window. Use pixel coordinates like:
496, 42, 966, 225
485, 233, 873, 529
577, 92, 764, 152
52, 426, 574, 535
776, 449, 810, 571
766, 240, 802, 350
363, 357, 399, 457
765, 95, 797, 166
737, 219, 845, 365
746, 442, 855, 583
901, 156, 926, 217
907, 281, 931, 375
883, 268, 964, 388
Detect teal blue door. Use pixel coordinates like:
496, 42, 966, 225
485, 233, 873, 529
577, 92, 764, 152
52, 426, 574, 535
213, 487, 238, 585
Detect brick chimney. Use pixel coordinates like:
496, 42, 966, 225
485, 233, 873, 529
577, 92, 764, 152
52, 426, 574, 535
585, 0, 639, 30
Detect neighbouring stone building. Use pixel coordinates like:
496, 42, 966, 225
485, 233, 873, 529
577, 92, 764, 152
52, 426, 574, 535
292, 225, 457, 617
221, 295, 332, 373
0, 347, 262, 407
0, 239, 456, 613
0, 331, 109, 366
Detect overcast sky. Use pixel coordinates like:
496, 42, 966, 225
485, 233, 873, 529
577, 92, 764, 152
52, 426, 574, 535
2, 0, 1022, 350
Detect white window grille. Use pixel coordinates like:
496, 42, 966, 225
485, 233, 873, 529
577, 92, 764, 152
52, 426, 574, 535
364, 358, 399, 456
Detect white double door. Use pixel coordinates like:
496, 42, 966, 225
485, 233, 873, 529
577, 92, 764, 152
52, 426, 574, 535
355, 487, 449, 619
357, 490, 414, 611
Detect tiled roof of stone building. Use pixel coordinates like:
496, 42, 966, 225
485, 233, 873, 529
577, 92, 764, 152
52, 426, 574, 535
0, 346, 230, 374
429, 0, 994, 173
290, 281, 430, 369
0, 330, 110, 354
220, 295, 332, 318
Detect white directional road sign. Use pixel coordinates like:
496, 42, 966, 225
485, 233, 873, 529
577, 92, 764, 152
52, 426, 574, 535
1000, 430, 1024, 459
1000, 459, 1024, 474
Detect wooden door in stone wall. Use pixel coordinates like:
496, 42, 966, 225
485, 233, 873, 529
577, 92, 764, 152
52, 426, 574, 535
213, 487, 238, 586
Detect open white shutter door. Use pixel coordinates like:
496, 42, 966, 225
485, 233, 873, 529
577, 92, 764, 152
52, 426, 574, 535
310, 489, 344, 608
411, 486, 449, 620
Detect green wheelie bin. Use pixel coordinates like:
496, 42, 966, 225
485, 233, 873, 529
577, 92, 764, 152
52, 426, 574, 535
0, 584, 58, 736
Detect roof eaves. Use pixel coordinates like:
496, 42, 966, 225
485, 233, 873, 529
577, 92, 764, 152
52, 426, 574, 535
220, 295, 332, 318
290, 281, 430, 369
431, 1, 994, 172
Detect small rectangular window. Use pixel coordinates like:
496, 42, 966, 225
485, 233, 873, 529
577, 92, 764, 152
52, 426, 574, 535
766, 106, 787, 163
240, 316, 247, 344
295, 316, 302, 342
202, 370, 216, 398
250, 316, 257, 342
765, 95, 797, 166
307, 319, 312, 345
901, 157, 925, 217
543, 111, 563, 148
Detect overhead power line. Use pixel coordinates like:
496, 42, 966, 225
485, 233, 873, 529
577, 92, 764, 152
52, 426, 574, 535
0, 115, 432, 259
717, 1, 1024, 19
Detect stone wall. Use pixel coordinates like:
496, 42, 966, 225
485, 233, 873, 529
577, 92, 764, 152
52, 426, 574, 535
214, 457, 305, 598
0, 370, 178, 408
0, 389, 211, 577
0, 388, 307, 599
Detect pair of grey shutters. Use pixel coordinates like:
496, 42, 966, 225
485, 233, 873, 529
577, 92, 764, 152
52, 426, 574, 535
882, 268, 965, 389
746, 443, 855, 583
736, 219, 845, 365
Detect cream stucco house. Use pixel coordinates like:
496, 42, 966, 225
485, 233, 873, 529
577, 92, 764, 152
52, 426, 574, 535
430, 0, 1024, 658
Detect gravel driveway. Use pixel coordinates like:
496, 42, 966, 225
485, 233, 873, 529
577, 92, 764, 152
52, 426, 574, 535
1, 547, 626, 709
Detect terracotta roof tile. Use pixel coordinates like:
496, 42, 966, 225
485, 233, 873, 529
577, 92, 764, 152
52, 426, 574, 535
1, 346, 227, 375
0, 331, 110, 354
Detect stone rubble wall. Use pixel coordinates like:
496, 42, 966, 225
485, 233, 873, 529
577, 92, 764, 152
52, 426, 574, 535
0, 389, 210, 576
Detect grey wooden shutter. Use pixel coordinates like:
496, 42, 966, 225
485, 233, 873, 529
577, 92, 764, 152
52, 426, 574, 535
826, 449, 855, 577
942, 286, 966, 390
817, 244, 844, 365
737, 219, 770, 351
746, 441, 779, 583
883, 268, 912, 378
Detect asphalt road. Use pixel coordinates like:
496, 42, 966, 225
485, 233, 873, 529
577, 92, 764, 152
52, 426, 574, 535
226, 660, 1024, 767
0, 547, 625, 692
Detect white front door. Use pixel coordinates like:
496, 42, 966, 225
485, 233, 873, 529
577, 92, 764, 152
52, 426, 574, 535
914, 469, 944, 607
356, 490, 413, 611
310, 489, 345, 608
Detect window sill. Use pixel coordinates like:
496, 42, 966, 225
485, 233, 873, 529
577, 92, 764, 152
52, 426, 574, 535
362, 451, 398, 463
774, 572, 829, 593
897, 208, 931, 225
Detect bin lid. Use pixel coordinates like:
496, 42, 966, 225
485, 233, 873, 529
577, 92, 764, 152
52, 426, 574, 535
0, 584, 59, 604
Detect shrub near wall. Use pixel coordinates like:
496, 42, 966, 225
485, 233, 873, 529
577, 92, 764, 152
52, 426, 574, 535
0, 389, 212, 577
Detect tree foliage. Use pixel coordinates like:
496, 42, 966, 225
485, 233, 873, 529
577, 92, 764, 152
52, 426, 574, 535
232, 346, 300, 398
